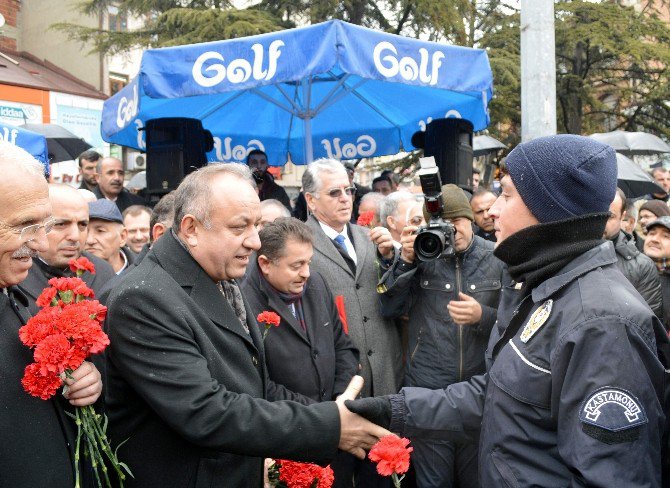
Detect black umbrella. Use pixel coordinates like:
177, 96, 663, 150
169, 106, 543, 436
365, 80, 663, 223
590, 130, 670, 156
616, 153, 664, 198
19, 123, 92, 163
473, 135, 507, 156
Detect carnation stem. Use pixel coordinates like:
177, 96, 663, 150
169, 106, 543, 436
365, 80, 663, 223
84, 405, 129, 485
74, 408, 82, 488
391, 473, 403, 488
80, 407, 112, 487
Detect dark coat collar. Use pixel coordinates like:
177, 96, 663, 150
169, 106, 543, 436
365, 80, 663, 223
150, 231, 257, 348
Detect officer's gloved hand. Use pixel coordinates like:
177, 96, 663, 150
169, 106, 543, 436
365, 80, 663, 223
345, 396, 393, 429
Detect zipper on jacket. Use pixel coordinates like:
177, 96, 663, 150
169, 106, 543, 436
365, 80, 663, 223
455, 255, 464, 381
410, 327, 423, 364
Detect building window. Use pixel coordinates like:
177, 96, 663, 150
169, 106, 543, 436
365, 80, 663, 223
109, 73, 129, 95
108, 6, 128, 32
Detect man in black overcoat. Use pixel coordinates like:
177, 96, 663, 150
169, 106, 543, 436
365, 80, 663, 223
0, 142, 103, 487
105, 163, 388, 488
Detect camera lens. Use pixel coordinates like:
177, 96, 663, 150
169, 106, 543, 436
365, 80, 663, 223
414, 230, 445, 261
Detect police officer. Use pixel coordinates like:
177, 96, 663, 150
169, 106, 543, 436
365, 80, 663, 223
347, 135, 669, 486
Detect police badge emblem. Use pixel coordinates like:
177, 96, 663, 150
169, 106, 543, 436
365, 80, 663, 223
519, 299, 553, 343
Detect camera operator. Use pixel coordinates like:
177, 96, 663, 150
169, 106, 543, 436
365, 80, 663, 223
379, 183, 505, 488
246, 149, 292, 211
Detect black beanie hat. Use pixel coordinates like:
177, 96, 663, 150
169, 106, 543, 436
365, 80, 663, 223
504, 135, 617, 223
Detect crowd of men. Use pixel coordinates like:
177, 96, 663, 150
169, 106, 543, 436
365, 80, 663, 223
2, 136, 670, 487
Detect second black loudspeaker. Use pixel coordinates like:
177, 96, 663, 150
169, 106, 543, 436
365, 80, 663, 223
145, 118, 213, 195
412, 118, 474, 188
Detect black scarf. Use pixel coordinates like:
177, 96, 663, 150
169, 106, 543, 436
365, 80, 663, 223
261, 274, 308, 331
493, 213, 609, 292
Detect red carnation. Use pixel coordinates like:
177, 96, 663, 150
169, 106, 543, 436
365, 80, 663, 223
34, 333, 84, 374
69, 256, 96, 275
357, 210, 375, 228
369, 435, 413, 485
277, 460, 334, 488
21, 363, 62, 400
257, 310, 281, 341
19, 307, 61, 347
257, 311, 281, 327
36, 287, 58, 308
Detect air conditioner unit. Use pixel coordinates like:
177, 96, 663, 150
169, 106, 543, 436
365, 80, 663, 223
135, 154, 146, 168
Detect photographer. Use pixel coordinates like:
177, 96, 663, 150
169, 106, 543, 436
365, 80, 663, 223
246, 149, 292, 211
379, 184, 504, 488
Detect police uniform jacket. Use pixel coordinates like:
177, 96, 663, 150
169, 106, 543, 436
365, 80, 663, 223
395, 242, 668, 486
380, 235, 505, 388
105, 231, 340, 488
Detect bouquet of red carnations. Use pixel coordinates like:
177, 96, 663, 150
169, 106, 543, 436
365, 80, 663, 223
268, 459, 334, 488
18, 256, 131, 488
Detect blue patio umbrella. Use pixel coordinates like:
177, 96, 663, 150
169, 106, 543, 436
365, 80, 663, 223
0, 122, 49, 172
101, 20, 493, 165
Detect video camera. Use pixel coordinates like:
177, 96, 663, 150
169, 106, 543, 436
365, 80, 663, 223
414, 156, 456, 262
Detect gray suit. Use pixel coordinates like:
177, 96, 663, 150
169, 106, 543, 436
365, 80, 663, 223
306, 215, 402, 397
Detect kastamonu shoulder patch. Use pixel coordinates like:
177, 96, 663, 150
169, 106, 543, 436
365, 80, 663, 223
579, 387, 647, 444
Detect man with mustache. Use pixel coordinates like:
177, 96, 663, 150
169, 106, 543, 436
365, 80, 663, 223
17, 184, 115, 314
470, 188, 498, 242
93, 157, 143, 213
0, 141, 102, 487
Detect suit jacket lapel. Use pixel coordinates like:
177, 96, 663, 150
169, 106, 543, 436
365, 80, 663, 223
307, 216, 355, 278
264, 285, 310, 344
349, 224, 371, 282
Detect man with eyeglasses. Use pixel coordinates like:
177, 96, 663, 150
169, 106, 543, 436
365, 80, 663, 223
380, 191, 425, 248
17, 184, 115, 315
303, 158, 401, 487
0, 141, 102, 487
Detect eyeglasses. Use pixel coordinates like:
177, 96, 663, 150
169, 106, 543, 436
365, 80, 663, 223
0, 217, 56, 242
319, 186, 357, 199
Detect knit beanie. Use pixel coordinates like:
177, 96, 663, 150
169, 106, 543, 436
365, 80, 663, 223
423, 184, 474, 221
639, 200, 670, 219
504, 135, 617, 223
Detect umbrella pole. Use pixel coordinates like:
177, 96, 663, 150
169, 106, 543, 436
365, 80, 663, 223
305, 117, 313, 163
303, 77, 314, 163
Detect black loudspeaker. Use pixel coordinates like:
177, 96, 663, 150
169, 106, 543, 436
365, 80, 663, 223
145, 118, 213, 195
411, 119, 474, 188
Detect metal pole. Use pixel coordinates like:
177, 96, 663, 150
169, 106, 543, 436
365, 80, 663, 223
520, 0, 557, 142
303, 76, 314, 163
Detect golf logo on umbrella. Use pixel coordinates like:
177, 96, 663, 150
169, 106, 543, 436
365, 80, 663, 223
192, 40, 285, 88
213, 137, 265, 162
116, 83, 139, 129
373, 42, 445, 86
321, 135, 376, 159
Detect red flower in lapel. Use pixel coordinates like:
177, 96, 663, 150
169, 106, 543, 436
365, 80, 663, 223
257, 311, 281, 341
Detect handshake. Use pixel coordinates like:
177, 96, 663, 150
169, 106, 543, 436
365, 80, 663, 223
335, 376, 399, 458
